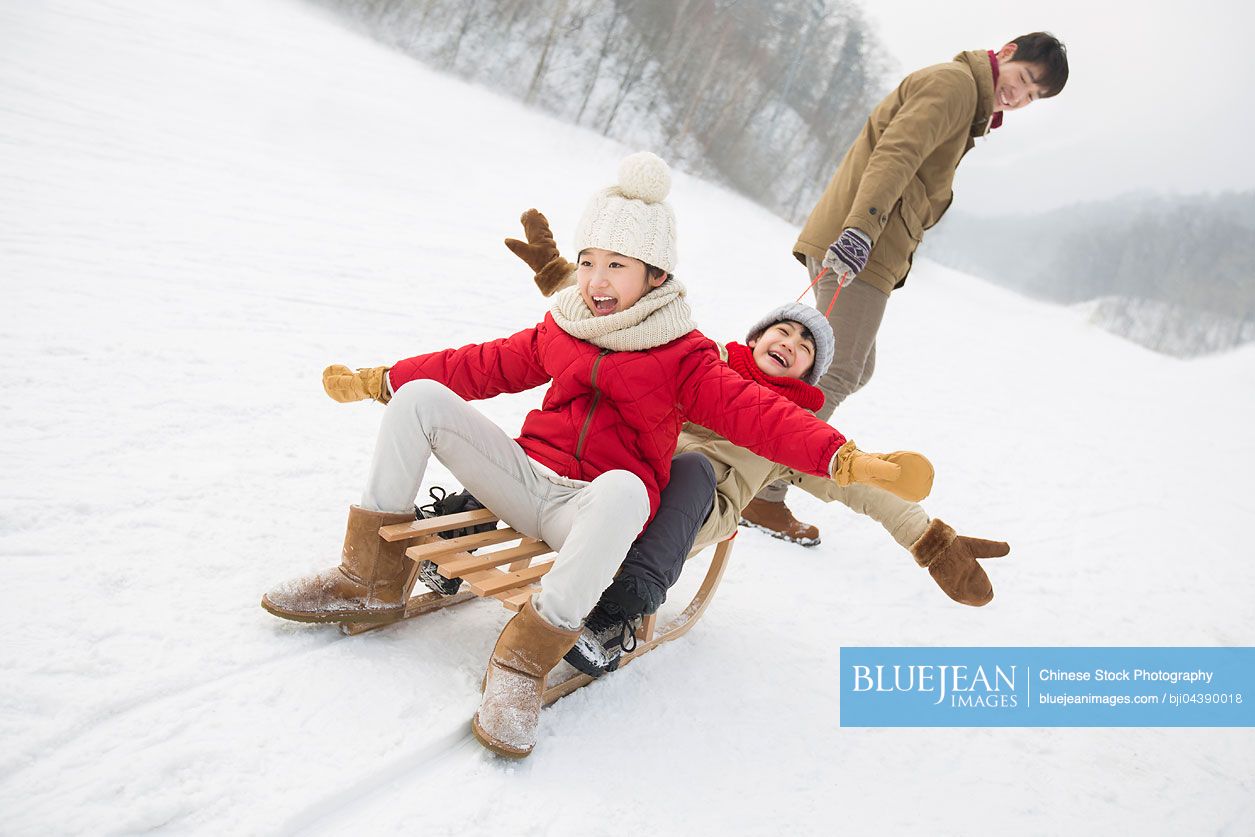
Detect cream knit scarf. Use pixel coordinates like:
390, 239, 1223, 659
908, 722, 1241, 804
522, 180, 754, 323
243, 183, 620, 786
549, 278, 696, 351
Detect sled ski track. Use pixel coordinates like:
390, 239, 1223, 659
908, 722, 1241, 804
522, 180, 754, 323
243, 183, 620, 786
0, 624, 369, 782
280, 724, 480, 834
342, 508, 733, 704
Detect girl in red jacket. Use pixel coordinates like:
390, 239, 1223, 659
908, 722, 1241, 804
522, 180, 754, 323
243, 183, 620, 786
262, 152, 930, 758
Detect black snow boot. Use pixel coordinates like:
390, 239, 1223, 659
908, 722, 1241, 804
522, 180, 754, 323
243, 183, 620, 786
562, 574, 661, 677
414, 486, 496, 596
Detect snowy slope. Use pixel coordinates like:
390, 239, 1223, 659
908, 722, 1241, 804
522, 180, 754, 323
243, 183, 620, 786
2, 1, 1253, 835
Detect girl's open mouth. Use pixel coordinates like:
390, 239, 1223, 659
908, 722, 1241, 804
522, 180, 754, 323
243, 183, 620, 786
591, 295, 618, 315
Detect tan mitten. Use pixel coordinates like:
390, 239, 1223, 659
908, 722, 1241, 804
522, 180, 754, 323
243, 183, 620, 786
322, 364, 391, 404
910, 519, 1009, 607
831, 440, 934, 502
504, 208, 576, 296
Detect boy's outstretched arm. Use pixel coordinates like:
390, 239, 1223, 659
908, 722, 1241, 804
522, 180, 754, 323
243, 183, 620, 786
677, 347, 933, 501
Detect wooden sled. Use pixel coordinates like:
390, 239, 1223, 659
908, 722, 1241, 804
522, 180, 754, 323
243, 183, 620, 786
342, 507, 733, 704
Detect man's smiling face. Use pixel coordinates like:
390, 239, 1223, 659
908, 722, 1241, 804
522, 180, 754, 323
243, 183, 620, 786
992, 43, 1050, 112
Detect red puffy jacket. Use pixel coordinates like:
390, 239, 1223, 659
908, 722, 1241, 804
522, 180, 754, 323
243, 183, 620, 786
388, 314, 845, 520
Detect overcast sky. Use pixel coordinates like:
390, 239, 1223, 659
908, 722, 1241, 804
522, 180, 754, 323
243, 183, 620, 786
859, 0, 1254, 211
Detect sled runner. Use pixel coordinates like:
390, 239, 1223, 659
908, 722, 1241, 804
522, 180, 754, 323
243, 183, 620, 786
342, 508, 733, 704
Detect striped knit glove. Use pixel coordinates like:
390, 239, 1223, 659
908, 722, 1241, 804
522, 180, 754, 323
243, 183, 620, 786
831, 440, 934, 502
821, 227, 872, 287
322, 364, 391, 404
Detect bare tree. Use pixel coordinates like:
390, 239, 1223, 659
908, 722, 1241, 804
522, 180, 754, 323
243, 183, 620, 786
527, 0, 570, 104
575, 2, 621, 123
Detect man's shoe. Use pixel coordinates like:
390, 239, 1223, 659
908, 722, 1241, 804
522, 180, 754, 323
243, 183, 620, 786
739, 498, 820, 546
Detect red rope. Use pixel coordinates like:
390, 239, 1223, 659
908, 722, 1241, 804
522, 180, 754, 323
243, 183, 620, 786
795, 266, 844, 317
795, 266, 827, 302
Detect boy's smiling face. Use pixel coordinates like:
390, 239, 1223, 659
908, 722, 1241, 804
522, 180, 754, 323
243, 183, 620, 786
576, 248, 666, 317
748, 320, 815, 380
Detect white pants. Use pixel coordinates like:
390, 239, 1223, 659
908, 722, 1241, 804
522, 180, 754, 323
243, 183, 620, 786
360, 380, 651, 630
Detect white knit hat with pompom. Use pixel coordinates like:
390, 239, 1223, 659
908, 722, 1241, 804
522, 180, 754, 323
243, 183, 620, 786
572, 151, 678, 273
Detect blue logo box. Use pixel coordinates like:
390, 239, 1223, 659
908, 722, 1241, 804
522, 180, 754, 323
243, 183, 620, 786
839, 647, 1255, 727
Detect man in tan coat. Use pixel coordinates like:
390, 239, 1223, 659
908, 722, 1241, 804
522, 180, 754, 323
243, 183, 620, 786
744, 32, 1070, 544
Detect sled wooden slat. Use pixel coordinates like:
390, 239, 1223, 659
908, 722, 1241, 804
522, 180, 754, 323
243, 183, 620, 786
437, 540, 551, 577
493, 585, 539, 611
404, 527, 521, 560
464, 561, 553, 596
638, 612, 657, 644
459, 567, 507, 585
377, 508, 499, 542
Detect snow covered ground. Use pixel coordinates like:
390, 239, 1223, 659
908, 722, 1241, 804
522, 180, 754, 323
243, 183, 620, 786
2, 1, 1253, 834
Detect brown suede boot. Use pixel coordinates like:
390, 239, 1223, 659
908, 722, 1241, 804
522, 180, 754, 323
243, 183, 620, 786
909, 518, 1010, 607
261, 505, 419, 624
739, 498, 820, 546
472, 599, 581, 758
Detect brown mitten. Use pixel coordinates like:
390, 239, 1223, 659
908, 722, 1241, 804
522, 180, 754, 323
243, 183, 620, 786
910, 519, 1009, 607
831, 440, 934, 501
504, 209, 576, 296
322, 364, 391, 404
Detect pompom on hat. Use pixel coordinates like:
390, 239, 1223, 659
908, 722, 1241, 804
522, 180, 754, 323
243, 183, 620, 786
744, 302, 835, 386
573, 151, 678, 274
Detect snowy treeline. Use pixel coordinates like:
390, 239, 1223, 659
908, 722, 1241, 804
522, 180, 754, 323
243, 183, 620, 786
1082, 296, 1255, 358
307, 0, 889, 221
927, 192, 1255, 357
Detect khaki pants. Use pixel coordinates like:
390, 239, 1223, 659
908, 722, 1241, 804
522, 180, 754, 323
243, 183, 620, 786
756, 255, 889, 503
831, 482, 929, 550
360, 380, 650, 629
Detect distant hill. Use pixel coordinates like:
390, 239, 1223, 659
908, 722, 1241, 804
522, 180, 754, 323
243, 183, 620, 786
926, 192, 1255, 357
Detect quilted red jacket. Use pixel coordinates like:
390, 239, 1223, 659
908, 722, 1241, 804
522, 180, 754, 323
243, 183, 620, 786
388, 313, 846, 520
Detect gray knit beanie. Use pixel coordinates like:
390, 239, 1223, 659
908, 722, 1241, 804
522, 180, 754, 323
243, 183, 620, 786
744, 302, 834, 386
572, 151, 678, 273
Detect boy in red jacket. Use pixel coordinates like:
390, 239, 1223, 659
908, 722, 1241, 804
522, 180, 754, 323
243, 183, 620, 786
261, 152, 932, 758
